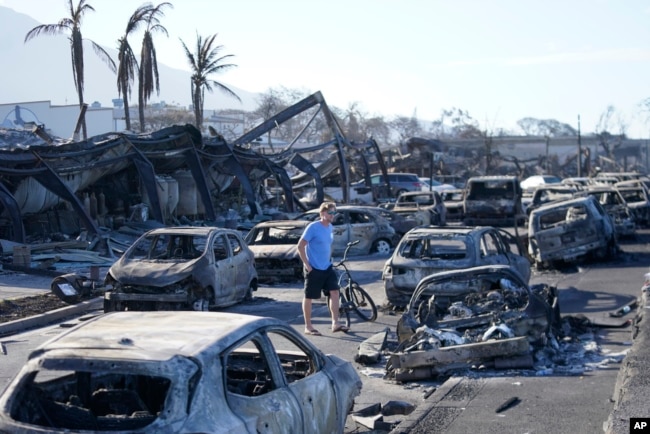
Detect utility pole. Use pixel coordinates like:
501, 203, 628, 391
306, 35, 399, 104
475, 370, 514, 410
577, 115, 582, 177
545, 136, 550, 174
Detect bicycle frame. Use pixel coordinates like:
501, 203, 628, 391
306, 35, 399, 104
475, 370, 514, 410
332, 241, 378, 326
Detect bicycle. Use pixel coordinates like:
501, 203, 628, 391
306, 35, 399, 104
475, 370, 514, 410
328, 240, 378, 329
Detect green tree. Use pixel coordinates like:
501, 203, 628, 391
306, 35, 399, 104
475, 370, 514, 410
117, 4, 151, 131
24, 0, 116, 140
138, 2, 172, 132
180, 33, 240, 133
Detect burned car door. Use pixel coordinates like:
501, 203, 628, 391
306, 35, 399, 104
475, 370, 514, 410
495, 228, 532, 282
266, 330, 340, 433
223, 333, 303, 433
348, 211, 376, 254
477, 231, 511, 269
227, 233, 251, 292
223, 329, 339, 433
331, 212, 350, 254
212, 233, 237, 305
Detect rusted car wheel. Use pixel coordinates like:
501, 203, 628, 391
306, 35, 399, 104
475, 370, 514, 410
372, 239, 392, 255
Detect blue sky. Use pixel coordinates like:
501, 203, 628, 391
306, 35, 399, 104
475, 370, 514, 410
2, 0, 650, 137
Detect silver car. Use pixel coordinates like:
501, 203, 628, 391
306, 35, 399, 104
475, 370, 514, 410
104, 226, 258, 312
352, 172, 424, 197
0, 311, 362, 433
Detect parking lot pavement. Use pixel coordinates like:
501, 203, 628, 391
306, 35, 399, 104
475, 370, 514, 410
1, 243, 649, 434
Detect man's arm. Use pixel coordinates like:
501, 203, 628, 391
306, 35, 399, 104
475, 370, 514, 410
297, 238, 312, 272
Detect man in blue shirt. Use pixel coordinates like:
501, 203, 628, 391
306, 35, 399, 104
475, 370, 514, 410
298, 202, 348, 335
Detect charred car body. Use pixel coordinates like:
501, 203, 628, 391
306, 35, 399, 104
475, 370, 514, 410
463, 176, 524, 226
615, 185, 650, 227
527, 196, 618, 268
244, 220, 309, 283
104, 226, 258, 312
0, 311, 362, 433
295, 205, 397, 255
574, 185, 636, 238
389, 265, 559, 381
524, 184, 577, 216
382, 226, 531, 307
440, 188, 465, 222
392, 191, 447, 226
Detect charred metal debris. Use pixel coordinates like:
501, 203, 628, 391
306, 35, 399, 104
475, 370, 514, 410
0, 92, 391, 258
352, 266, 630, 383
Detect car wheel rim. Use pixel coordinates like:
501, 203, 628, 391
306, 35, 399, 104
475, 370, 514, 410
375, 240, 391, 254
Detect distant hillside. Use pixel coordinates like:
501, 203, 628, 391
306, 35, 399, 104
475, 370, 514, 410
0, 6, 259, 111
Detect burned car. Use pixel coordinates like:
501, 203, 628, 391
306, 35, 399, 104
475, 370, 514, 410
382, 226, 531, 307
389, 265, 558, 381
295, 205, 397, 255
616, 185, 650, 227
440, 188, 465, 222
528, 196, 618, 269
104, 226, 258, 312
0, 311, 362, 433
392, 191, 447, 226
463, 175, 524, 226
244, 220, 309, 283
369, 206, 419, 238
574, 185, 636, 238
524, 184, 577, 216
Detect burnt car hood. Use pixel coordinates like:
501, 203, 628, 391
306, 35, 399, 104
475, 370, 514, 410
109, 259, 198, 287
250, 244, 299, 260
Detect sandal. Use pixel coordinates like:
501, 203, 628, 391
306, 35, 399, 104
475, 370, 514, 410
332, 325, 349, 333
304, 329, 322, 336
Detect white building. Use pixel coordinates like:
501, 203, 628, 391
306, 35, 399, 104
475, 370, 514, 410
0, 100, 115, 139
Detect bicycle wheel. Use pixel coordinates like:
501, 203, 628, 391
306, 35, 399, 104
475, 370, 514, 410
347, 283, 377, 322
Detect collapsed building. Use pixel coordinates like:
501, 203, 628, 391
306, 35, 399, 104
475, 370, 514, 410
0, 92, 389, 251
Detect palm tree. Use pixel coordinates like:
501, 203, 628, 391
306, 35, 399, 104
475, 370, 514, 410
24, 0, 115, 140
180, 33, 241, 132
138, 2, 172, 132
116, 5, 151, 132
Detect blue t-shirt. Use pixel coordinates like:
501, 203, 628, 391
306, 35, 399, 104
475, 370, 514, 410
300, 221, 333, 270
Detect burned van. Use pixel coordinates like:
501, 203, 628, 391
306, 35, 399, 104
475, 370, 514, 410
527, 195, 618, 268
463, 176, 524, 226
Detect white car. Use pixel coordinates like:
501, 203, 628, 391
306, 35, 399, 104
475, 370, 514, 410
419, 177, 456, 192
520, 175, 561, 193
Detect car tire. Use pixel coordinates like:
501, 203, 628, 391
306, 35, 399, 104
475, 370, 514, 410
372, 239, 392, 255
103, 298, 116, 313
244, 280, 257, 301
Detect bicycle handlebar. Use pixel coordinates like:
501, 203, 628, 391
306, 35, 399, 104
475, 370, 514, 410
333, 240, 360, 267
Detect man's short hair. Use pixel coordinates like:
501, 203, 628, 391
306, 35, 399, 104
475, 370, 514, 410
319, 202, 336, 213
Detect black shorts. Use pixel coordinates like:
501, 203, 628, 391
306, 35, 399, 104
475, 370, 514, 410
304, 266, 339, 299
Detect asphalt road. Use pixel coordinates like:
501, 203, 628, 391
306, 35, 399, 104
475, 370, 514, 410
1, 229, 648, 433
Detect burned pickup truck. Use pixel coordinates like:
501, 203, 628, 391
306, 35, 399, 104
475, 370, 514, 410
463, 176, 524, 226
388, 265, 559, 381
527, 195, 618, 269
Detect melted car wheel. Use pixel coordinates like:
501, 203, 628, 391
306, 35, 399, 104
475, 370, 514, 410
373, 239, 392, 255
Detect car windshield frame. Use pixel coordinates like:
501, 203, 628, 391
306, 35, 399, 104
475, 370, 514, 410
398, 234, 468, 260
126, 233, 208, 260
